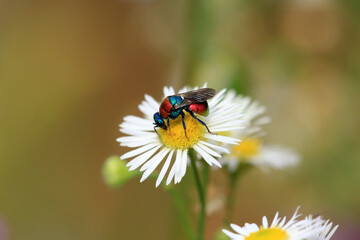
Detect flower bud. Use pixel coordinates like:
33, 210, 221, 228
102, 156, 137, 188
214, 230, 229, 240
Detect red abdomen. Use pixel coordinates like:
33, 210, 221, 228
159, 97, 172, 118
189, 102, 209, 116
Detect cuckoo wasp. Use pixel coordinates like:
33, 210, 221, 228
153, 88, 216, 139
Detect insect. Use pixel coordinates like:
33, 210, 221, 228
153, 88, 216, 139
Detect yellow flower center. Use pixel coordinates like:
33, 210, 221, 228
158, 112, 205, 150
245, 228, 289, 240
231, 138, 261, 159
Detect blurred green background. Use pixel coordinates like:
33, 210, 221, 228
0, 0, 359, 239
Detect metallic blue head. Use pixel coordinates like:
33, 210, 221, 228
153, 112, 167, 130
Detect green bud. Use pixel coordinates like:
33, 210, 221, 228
102, 156, 138, 188
214, 229, 228, 240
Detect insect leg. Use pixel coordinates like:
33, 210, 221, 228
187, 109, 216, 135
167, 118, 171, 133
180, 111, 189, 140
154, 126, 159, 136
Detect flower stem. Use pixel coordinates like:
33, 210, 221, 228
149, 174, 196, 240
168, 188, 196, 240
184, 0, 213, 85
224, 163, 251, 225
189, 149, 207, 240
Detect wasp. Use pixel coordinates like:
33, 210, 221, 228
153, 88, 216, 139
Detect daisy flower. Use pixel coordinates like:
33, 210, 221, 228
219, 96, 300, 172
117, 85, 244, 187
223, 207, 337, 240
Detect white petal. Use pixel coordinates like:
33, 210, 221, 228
138, 102, 156, 117
222, 229, 243, 239
255, 145, 300, 169
279, 216, 287, 228
198, 141, 230, 153
230, 224, 248, 235
117, 134, 155, 143
140, 148, 170, 182
127, 146, 161, 170
156, 149, 174, 187
174, 150, 184, 184
210, 126, 245, 132
163, 86, 170, 97
120, 128, 155, 136
168, 86, 175, 95
120, 143, 158, 160
193, 145, 221, 167
208, 120, 245, 130
180, 149, 188, 179
271, 212, 280, 227
208, 89, 226, 108
178, 86, 189, 93
204, 133, 240, 145
166, 151, 182, 185
117, 132, 159, 147
122, 115, 151, 125
325, 225, 338, 240
144, 94, 160, 110
140, 148, 169, 171
262, 216, 268, 228
254, 116, 271, 125
163, 86, 175, 96
120, 122, 154, 131
121, 138, 159, 148
283, 207, 300, 228
196, 142, 222, 158
208, 116, 244, 127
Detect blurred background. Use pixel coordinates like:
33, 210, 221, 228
0, 0, 359, 239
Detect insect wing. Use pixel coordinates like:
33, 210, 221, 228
173, 88, 216, 110
181, 88, 216, 101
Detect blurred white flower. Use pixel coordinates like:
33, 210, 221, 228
219, 96, 300, 172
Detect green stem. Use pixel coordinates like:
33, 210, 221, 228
189, 149, 206, 240
168, 188, 196, 240
148, 174, 195, 240
224, 163, 251, 225
184, 0, 213, 85
202, 164, 210, 198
